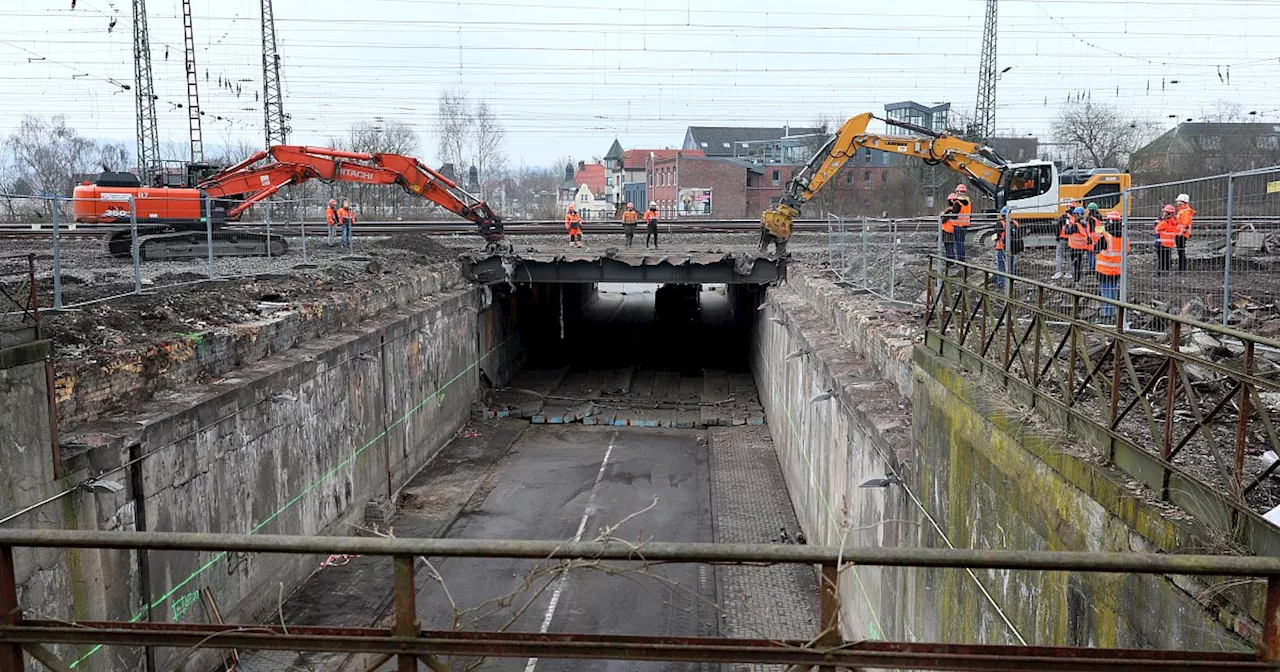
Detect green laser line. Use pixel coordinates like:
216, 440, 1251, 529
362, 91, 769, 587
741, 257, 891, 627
69, 332, 515, 668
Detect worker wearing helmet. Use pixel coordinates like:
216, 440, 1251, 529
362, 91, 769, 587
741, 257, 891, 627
565, 204, 583, 248
1084, 203, 1103, 273
1052, 202, 1081, 280
1174, 194, 1194, 271
1154, 204, 1180, 273
994, 205, 1019, 289
644, 201, 660, 248
621, 202, 639, 248
1066, 206, 1091, 284
940, 192, 959, 260
338, 199, 356, 248
325, 198, 339, 247
1094, 211, 1128, 319
952, 184, 972, 262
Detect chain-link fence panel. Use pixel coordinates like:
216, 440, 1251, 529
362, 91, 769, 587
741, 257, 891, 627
824, 215, 938, 303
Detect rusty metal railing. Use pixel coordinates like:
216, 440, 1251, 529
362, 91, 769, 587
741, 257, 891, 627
925, 256, 1280, 549
4, 529, 1280, 671
0, 253, 39, 346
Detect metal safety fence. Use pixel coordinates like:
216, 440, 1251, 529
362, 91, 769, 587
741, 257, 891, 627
0, 254, 39, 346
0, 193, 382, 310
925, 256, 1280, 535
824, 214, 937, 303
4, 529, 1280, 671
919, 166, 1280, 330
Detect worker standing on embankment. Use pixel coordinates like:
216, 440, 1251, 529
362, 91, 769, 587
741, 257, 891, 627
952, 184, 972, 262
338, 199, 356, 248
644, 201, 660, 249
621, 202, 638, 248
1175, 193, 1195, 272
325, 199, 339, 247
565, 204, 583, 248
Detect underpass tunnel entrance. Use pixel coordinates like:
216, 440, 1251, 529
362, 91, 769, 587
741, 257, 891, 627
491, 281, 767, 427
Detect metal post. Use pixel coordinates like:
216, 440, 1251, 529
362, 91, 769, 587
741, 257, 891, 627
265, 202, 273, 261
861, 217, 869, 289
1119, 190, 1130, 307
0, 545, 25, 672
130, 196, 142, 294
818, 562, 840, 672
1003, 209, 1013, 298
392, 555, 419, 672
1263, 576, 1280, 662
301, 215, 309, 264
1236, 341, 1255, 498
1163, 321, 1181, 459
205, 197, 215, 279
1223, 173, 1235, 327
49, 193, 64, 310
888, 219, 898, 301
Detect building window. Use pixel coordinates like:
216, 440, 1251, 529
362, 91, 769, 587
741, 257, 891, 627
1201, 135, 1222, 151
863, 171, 872, 188
845, 173, 853, 186
881, 171, 888, 182
864, 150, 872, 164
700, 142, 708, 148
1259, 136, 1280, 151
606, 177, 613, 186
723, 142, 731, 149
771, 170, 780, 186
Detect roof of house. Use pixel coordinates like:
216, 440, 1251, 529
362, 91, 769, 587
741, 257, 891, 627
685, 127, 821, 156
620, 148, 704, 169
1135, 122, 1280, 159
604, 139, 625, 161
573, 162, 607, 195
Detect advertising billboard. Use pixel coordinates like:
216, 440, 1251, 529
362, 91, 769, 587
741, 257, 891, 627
677, 188, 712, 216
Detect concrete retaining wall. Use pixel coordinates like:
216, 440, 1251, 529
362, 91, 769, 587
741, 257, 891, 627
3, 280, 524, 672
754, 269, 1254, 651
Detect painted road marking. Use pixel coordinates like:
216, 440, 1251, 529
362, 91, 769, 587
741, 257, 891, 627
523, 431, 617, 672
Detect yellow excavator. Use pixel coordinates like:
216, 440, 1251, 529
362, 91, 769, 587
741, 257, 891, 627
759, 112, 1131, 254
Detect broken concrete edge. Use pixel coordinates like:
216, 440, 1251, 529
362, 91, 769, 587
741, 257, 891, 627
0, 338, 52, 370
459, 249, 784, 284
53, 262, 465, 428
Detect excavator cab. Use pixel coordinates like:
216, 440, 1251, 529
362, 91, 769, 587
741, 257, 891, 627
999, 161, 1059, 217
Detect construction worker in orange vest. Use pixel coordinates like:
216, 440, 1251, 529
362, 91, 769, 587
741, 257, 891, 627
1094, 210, 1129, 319
337, 199, 356, 248
565, 204, 583, 248
994, 206, 1019, 289
940, 192, 959, 259
952, 184, 972, 262
621, 202, 639, 248
1052, 202, 1080, 280
644, 201, 660, 248
1154, 204, 1180, 273
325, 198, 339, 247
1066, 206, 1092, 284
1084, 202, 1104, 272
1174, 193, 1194, 271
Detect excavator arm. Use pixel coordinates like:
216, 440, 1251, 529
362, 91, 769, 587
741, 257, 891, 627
759, 112, 1009, 252
200, 145, 504, 241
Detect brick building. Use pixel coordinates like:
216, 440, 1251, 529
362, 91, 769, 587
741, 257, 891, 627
648, 154, 889, 219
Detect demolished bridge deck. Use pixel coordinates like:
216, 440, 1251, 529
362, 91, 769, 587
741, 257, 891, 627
461, 248, 785, 284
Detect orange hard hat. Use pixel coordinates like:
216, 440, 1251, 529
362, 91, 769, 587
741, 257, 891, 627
947, 192, 957, 201
626, 202, 634, 208
568, 204, 576, 210
329, 198, 337, 205
1162, 204, 1176, 214
1105, 210, 1122, 221
955, 184, 967, 194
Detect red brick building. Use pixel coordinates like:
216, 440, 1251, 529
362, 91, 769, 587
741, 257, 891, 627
648, 154, 890, 219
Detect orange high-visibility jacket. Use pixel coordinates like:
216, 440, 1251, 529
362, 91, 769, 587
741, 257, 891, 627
1095, 233, 1129, 276
622, 210, 639, 224
565, 212, 582, 230
1059, 214, 1076, 240
1067, 219, 1092, 250
644, 209, 659, 223
1155, 216, 1183, 248
1176, 204, 1195, 239
337, 206, 354, 224
995, 218, 1018, 251
325, 206, 338, 225
955, 199, 972, 228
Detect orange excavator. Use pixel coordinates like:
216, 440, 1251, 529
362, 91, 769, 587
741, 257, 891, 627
73, 145, 505, 259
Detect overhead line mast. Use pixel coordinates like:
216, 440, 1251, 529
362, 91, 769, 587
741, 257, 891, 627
974, 0, 998, 141
132, 0, 159, 175
181, 0, 204, 162
260, 0, 289, 147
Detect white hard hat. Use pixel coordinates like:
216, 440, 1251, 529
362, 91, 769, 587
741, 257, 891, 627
955, 184, 967, 193
649, 200, 657, 207
1175, 193, 1189, 203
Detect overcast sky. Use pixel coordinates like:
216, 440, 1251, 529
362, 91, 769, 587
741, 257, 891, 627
3, 0, 1278, 169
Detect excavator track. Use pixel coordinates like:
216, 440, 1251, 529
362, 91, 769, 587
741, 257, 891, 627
106, 227, 288, 260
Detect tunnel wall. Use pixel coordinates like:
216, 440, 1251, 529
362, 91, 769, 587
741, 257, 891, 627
753, 269, 1254, 652
2, 282, 526, 672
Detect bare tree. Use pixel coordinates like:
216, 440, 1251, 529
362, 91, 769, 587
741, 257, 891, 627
436, 88, 473, 176
4, 115, 98, 198
1051, 101, 1156, 169
471, 101, 506, 195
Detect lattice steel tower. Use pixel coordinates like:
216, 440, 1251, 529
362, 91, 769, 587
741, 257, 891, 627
260, 0, 289, 146
974, 0, 998, 141
132, 0, 159, 175
181, 0, 204, 162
